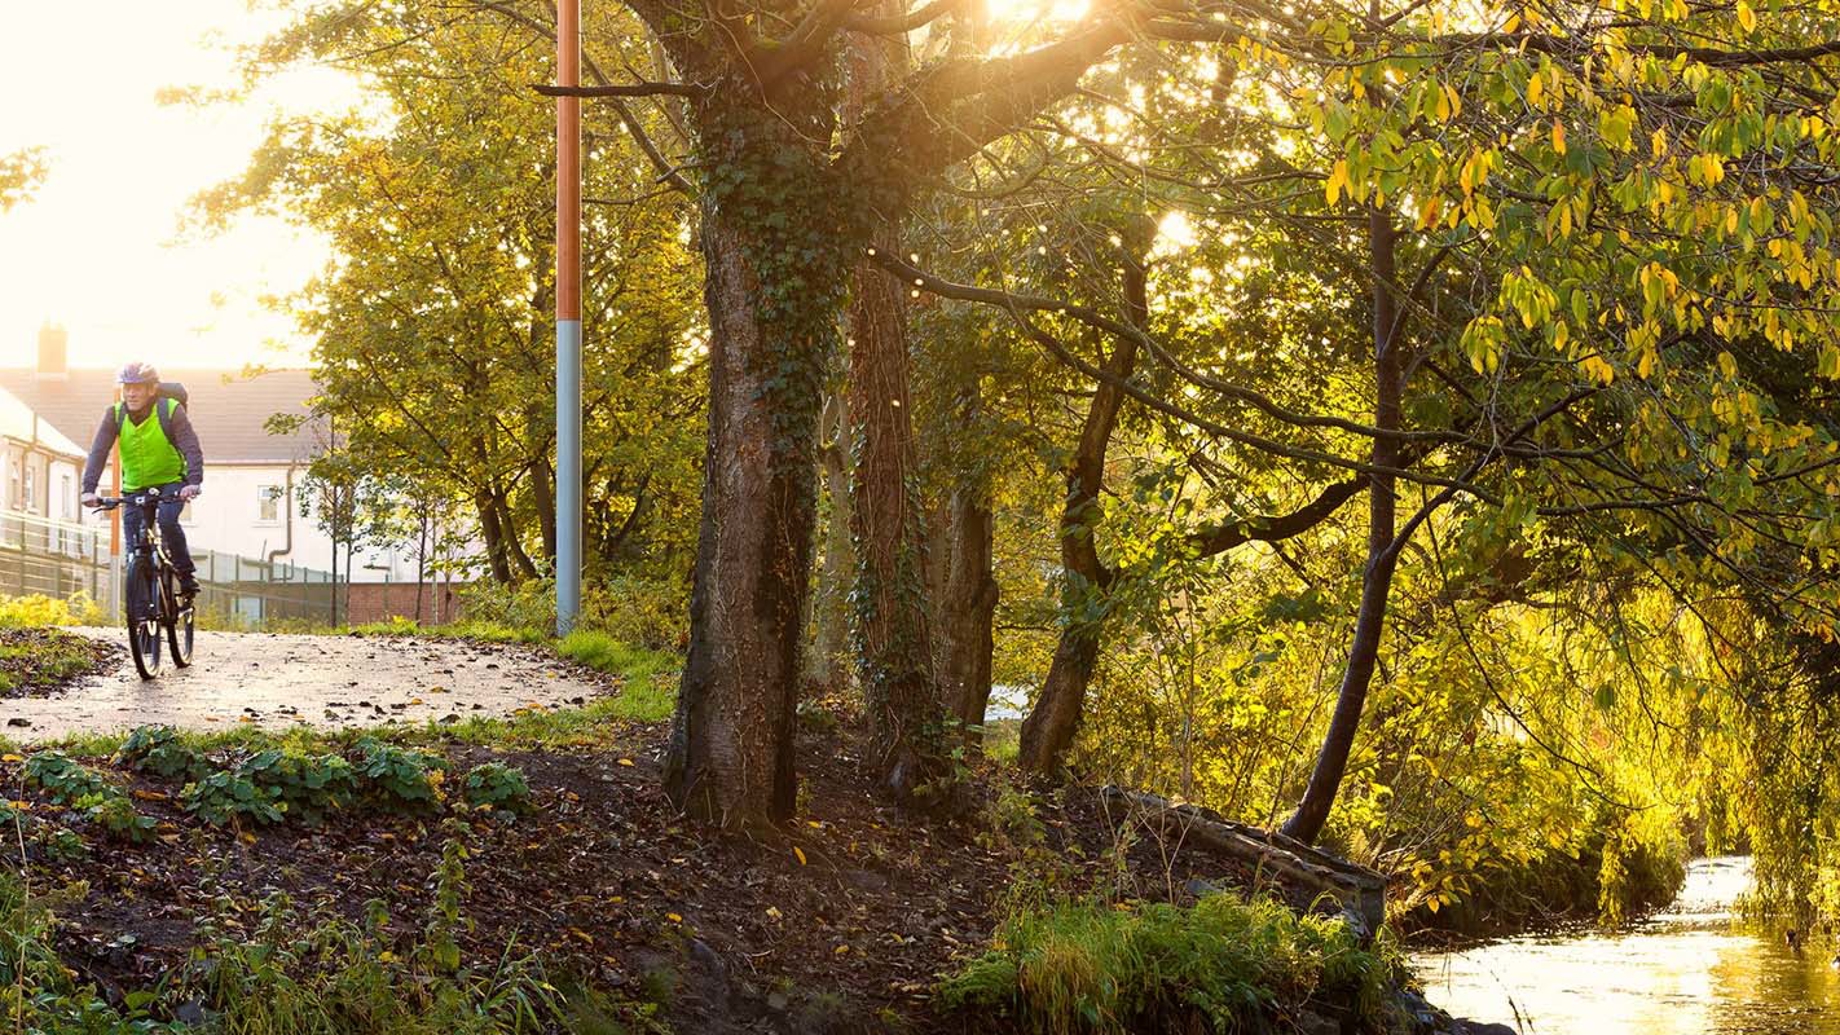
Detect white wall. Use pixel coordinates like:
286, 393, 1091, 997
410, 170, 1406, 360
81, 462, 470, 582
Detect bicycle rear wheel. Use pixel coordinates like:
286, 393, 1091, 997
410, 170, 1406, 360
166, 569, 194, 668
125, 555, 163, 679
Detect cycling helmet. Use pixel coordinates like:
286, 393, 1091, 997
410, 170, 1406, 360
117, 362, 159, 385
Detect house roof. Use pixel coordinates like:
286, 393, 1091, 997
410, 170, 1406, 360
0, 384, 85, 458
0, 368, 322, 465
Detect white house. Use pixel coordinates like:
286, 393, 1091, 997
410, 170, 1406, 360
0, 379, 87, 535
1, 326, 443, 585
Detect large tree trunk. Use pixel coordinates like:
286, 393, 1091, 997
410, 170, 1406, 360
664, 134, 841, 827
1282, 210, 1402, 846
848, 240, 944, 801
1018, 242, 1148, 774
843, 15, 950, 804
938, 485, 998, 742
809, 391, 854, 692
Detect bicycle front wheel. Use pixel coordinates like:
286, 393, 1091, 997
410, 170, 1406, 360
125, 555, 163, 679
167, 570, 194, 668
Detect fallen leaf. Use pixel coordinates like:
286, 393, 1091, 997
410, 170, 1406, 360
666, 912, 683, 923
793, 847, 807, 865
617, 758, 635, 767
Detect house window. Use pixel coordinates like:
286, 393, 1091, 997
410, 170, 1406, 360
22, 466, 35, 514
60, 474, 73, 520
258, 485, 284, 524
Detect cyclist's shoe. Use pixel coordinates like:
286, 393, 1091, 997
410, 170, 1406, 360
178, 575, 201, 599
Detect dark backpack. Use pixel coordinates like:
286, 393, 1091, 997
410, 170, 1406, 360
114, 383, 189, 435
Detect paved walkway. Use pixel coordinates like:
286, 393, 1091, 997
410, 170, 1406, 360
1, 629, 612, 741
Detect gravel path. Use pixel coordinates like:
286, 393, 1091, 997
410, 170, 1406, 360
0, 629, 611, 741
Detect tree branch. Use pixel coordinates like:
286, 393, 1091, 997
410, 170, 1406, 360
535, 81, 709, 97
844, 0, 967, 34
1188, 475, 1367, 558
869, 247, 1462, 445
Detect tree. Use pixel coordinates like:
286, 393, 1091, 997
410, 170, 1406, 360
0, 148, 45, 213
877, 0, 1840, 844
499, 0, 1271, 828
212, 6, 703, 595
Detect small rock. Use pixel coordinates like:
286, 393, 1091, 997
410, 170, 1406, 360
5, 718, 29, 728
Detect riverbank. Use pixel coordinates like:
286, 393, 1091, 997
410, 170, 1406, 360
0, 695, 1517, 1034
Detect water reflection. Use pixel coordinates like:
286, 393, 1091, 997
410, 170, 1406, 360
1414, 857, 1840, 1034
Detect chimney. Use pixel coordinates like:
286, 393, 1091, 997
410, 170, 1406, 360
36, 324, 67, 381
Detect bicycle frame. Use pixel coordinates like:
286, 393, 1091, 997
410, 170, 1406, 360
96, 487, 195, 677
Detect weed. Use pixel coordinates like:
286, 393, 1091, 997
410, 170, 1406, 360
83, 794, 158, 844
116, 726, 208, 782
240, 749, 358, 825
354, 737, 449, 812
463, 762, 533, 816
184, 769, 285, 827
23, 752, 113, 805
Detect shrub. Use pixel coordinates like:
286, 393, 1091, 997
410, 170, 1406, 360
462, 762, 532, 815
184, 769, 286, 827
353, 738, 448, 812
116, 725, 208, 782
24, 752, 114, 805
83, 794, 157, 844
240, 750, 357, 826
0, 593, 104, 628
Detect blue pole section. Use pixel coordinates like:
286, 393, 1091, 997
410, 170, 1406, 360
556, 0, 582, 636
557, 319, 583, 634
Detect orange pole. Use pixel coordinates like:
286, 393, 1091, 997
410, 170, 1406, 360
109, 385, 121, 557
557, 1, 581, 325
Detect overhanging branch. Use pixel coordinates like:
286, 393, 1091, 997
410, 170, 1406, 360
535, 81, 709, 97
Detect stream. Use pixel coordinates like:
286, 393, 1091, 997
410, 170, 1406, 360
1414, 856, 1840, 1033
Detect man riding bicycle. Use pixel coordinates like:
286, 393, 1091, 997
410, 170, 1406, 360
78, 363, 204, 597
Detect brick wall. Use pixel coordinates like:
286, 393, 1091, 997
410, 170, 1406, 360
343, 582, 466, 625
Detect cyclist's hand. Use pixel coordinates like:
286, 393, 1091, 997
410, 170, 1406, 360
80, 492, 101, 509
178, 485, 201, 502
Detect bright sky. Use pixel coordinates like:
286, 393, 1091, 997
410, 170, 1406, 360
0, 1, 360, 372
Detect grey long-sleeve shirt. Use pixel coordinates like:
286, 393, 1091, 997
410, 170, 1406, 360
80, 402, 205, 494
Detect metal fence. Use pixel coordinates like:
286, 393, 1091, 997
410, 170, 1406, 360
0, 510, 337, 626
0, 510, 112, 605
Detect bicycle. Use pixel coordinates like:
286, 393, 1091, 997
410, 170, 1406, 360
96, 488, 195, 679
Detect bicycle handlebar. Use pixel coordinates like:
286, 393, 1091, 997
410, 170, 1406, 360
92, 487, 164, 511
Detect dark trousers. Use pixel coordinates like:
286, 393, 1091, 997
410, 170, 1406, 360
121, 482, 195, 577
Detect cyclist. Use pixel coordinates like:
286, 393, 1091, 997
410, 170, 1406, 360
78, 362, 204, 597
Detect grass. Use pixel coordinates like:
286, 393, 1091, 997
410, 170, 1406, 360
0, 826, 650, 1034
938, 893, 1401, 1034
0, 627, 105, 694
983, 720, 1021, 764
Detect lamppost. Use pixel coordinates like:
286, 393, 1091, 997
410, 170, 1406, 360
555, 0, 583, 636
